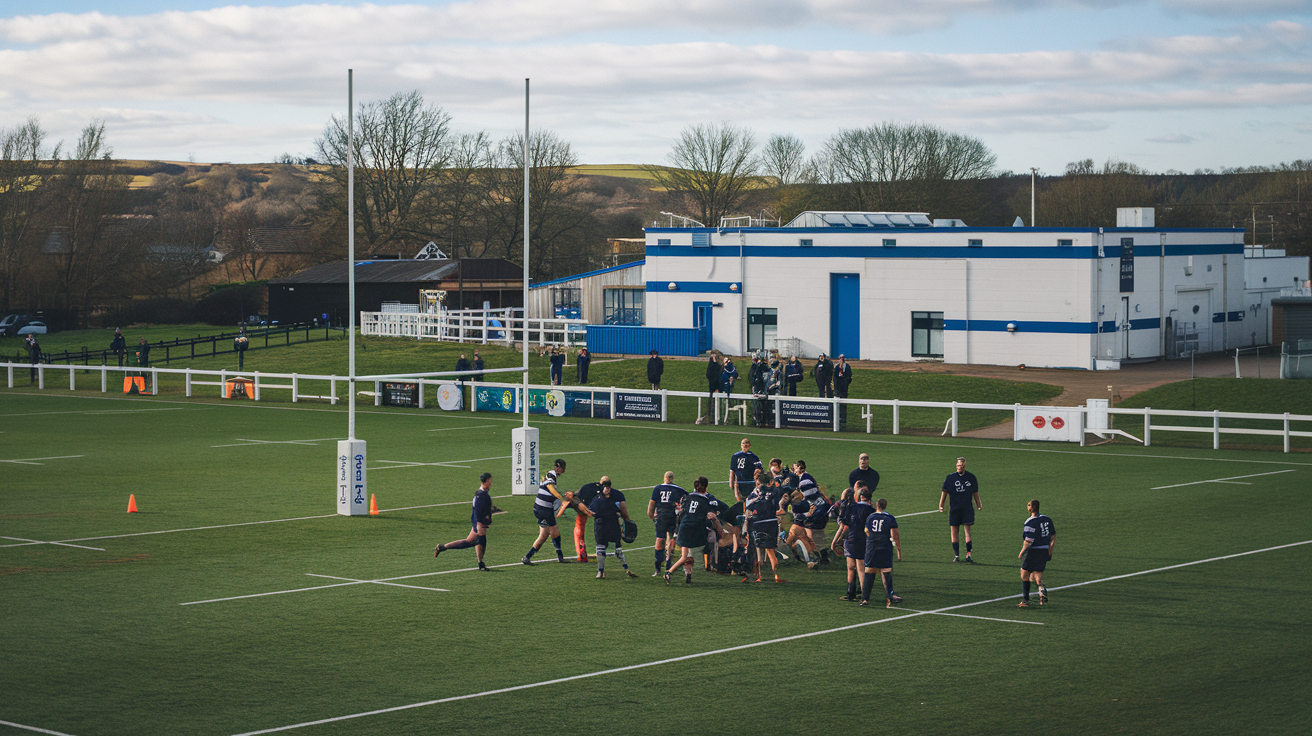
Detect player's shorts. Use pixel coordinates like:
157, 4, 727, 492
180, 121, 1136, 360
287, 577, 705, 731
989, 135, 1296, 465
594, 520, 622, 545
676, 524, 708, 549
1021, 547, 1049, 572
843, 535, 866, 559
864, 545, 894, 569
948, 506, 976, 526
533, 506, 558, 528
750, 520, 779, 549
654, 514, 679, 538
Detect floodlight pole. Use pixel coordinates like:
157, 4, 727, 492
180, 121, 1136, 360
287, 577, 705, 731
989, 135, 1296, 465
1030, 167, 1038, 227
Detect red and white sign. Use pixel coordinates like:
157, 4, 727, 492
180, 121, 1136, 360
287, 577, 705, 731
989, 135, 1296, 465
1015, 408, 1080, 442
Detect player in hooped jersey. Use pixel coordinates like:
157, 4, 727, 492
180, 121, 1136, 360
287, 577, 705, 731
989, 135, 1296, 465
665, 476, 720, 585
793, 460, 833, 564
861, 498, 902, 608
1018, 499, 1057, 607
433, 472, 495, 571
521, 459, 572, 564
647, 471, 687, 576
834, 482, 876, 601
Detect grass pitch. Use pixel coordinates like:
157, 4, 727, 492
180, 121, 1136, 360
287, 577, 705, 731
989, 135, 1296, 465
1, 389, 1309, 735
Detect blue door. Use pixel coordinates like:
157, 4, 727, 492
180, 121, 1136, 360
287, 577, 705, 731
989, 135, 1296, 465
830, 273, 860, 358
693, 301, 713, 354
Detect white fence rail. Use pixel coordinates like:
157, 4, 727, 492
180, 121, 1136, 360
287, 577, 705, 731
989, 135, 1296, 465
5, 362, 1311, 452
360, 308, 587, 347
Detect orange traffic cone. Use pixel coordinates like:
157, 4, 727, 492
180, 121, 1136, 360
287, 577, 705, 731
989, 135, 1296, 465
127, 494, 138, 513
369, 494, 379, 516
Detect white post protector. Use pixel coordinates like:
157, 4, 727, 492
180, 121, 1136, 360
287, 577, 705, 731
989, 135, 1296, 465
511, 426, 540, 496
337, 439, 369, 515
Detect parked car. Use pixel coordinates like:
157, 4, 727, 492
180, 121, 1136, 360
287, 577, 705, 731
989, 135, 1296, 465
0, 314, 34, 336
16, 321, 48, 335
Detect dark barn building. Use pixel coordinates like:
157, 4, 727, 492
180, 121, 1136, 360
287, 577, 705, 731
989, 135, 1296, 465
268, 258, 524, 324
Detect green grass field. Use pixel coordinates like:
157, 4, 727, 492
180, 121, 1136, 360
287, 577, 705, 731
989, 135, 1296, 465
2, 388, 1309, 735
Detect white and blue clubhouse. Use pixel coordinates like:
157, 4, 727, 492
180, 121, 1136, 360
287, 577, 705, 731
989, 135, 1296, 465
639, 208, 1260, 370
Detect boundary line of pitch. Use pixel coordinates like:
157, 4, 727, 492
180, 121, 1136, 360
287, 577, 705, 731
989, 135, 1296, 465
230, 538, 1312, 735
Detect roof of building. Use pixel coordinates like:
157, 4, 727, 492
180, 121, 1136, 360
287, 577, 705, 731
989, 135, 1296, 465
269, 258, 522, 285
784, 211, 933, 229
530, 260, 645, 290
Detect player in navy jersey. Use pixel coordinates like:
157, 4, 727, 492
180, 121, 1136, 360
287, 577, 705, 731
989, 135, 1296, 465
522, 459, 572, 564
793, 460, 834, 564
433, 472, 496, 571
834, 483, 876, 601
743, 476, 786, 583
730, 438, 763, 502
567, 478, 601, 563
666, 477, 720, 585
861, 498, 903, 608
769, 458, 798, 490
1018, 499, 1056, 607
848, 453, 880, 497
938, 456, 982, 563
782, 491, 821, 569
705, 493, 739, 573
647, 471, 687, 576
588, 479, 638, 579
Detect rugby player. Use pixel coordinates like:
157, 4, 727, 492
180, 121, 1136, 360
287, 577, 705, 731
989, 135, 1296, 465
834, 482, 876, 601
666, 476, 719, 585
1018, 499, 1056, 608
647, 471, 686, 576
938, 456, 982, 563
521, 459, 572, 565
589, 479, 638, 579
433, 472, 495, 571
861, 498, 902, 608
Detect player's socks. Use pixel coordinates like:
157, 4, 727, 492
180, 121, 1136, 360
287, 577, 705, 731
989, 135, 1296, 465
860, 573, 873, 602
524, 546, 538, 560
1022, 580, 1031, 600
847, 580, 858, 599
614, 547, 629, 571
445, 540, 473, 551
965, 541, 972, 554
552, 537, 563, 556
952, 542, 960, 557
882, 571, 894, 600
596, 545, 606, 573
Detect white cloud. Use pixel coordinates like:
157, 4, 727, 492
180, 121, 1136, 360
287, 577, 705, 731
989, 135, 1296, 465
1146, 133, 1197, 142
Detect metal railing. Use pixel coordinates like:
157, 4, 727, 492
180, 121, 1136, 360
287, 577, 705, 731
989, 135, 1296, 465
6, 362, 1311, 452
24, 323, 338, 367
360, 308, 587, 347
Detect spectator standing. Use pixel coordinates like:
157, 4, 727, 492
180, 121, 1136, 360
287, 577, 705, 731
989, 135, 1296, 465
454, 353, 471, 383
784, 355, 803, 396
109, 328, 127, 367
705, 352, 722, 401
833, 354, 853, 425
576, 347, 591, 384
471, 350, 485, 381
720, 356, 738, 395
647, 350, 664, 390
812, 353, 834, 397
234, 327, 249, 370
549, 347, 565, 385
25, 334, 41, 384
136, 338, 151, 369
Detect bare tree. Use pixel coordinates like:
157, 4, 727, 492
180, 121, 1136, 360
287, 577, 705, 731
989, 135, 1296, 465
814, 122, 996, 212
761, 134, 809, 186
0, 118, 59, 312
649, 122, 759, 227
315, 90, 454, 256
1034, 158, 1160, 227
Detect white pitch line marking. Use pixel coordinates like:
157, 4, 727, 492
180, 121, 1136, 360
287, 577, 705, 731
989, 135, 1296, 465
0, 407, 205, 417
896, 608, 1043, 625
183, 545, 660, 606
0, 455, 84, 465
211, 437, 344, 448
1151, 468, 1296, 489
426, 425, 496, 432
0, 718, 80, 736
0, 536, 105, 551
229, 538, 1312, 735
304, 574, 449, 592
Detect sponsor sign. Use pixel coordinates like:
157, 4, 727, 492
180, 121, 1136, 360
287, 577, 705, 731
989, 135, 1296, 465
1015, 408, 1081, 442
475, 387, 518, 413
381, 381, 419, 407
779, 399, 833, 430
1120, 238, 1135, 293
615, 392, 662, 421
436, 382, 463, 411
527, 389, 611, 418
511, 426, 540, 495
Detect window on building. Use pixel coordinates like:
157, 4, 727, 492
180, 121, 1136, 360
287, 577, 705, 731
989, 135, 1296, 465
883, 238, 897, 247
747, 308, 778, 352
968, 239, 983, 248
657, 238, 671, 246
553, 287, 581, 319
603, 288, 644, 325
911, 311, 944, 357
799, 239, 813, 247
691, 233, 710, 248
1057, 239, 1073, 247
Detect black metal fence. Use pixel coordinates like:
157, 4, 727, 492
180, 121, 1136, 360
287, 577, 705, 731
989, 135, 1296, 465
24, 323, 342, 366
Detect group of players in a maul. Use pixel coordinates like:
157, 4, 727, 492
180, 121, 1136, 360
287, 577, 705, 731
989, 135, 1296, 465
433, 438, 1057, 609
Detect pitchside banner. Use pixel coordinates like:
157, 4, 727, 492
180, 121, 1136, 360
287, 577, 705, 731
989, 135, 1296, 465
336, 439, 368, 515
475, 386, 519, 413
527, 389, 611, 418
779, 399, 833, 429
614, 392, 661, 421
1014, 408, 1081, 442
436, 382, 463, 411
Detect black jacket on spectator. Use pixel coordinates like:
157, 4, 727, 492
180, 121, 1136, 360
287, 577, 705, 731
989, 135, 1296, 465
647, 355, 664, 386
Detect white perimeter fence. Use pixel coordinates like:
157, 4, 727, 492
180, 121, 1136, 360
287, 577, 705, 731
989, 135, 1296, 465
360, 308, 586, 348
5, 361, 1311, 453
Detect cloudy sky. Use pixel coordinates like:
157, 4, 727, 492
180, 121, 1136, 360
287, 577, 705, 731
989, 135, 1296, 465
1, 1, 1309, 174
